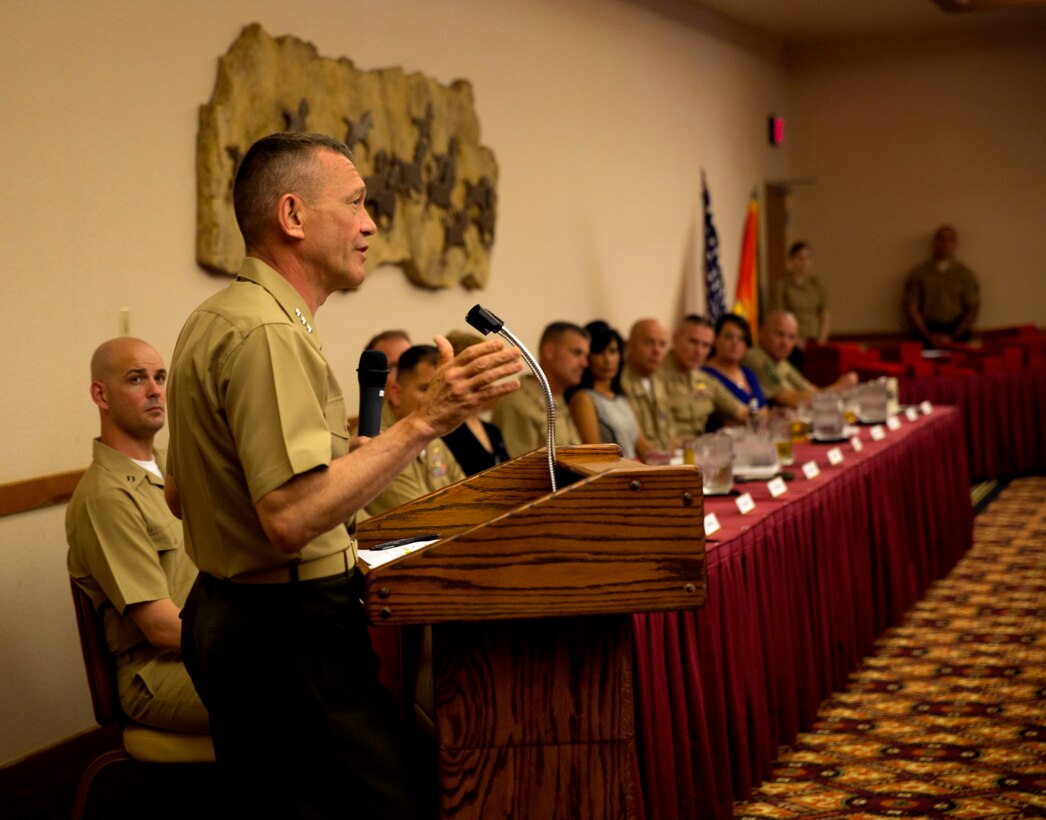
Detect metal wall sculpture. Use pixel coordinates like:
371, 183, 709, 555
197, 24, 498, 289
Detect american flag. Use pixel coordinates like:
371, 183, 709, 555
702, 172, 727, 322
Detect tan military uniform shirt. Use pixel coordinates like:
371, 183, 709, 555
66, 440, 207, 732
744, 345, 814, 401
769, 275, 827, 341
620, 363, 677, 451
659, 354, 745, 439
168, 257, 354, 579
365, 439, 465, 517
904, 260, 980, 326
379, 401, 398, 431
491, 374, 580, 459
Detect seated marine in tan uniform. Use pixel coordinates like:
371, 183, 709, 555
659, 314, 747, 438
66, 338, 208, 734
621, 318, 678, 452
744, 311, 857, 408
365, 344, 466, 517
363, 328, 412, 431
492, 322, 587, 458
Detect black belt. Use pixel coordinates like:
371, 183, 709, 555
229, 548, 354, 585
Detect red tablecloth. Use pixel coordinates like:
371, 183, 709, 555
899, 369, 1046, 480
633, 408, 972, 820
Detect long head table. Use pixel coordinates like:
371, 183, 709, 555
899, 369, 1046, 481
633, 407, 972, 820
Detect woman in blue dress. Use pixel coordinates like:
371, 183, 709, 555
701, 313, 767, 409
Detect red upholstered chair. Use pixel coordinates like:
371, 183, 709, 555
855, 361, 908, 381
878, 341, 924, 367
69, 580, 214, 820
980, 323, 1039, 343
995, 346, 1027, 371
803, 342, 880, 386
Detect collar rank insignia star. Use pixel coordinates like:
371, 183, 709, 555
293, 307, 313, 334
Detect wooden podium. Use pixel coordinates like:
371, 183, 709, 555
357, 445, 707, 819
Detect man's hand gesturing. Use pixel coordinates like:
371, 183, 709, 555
412, 335, 522, 437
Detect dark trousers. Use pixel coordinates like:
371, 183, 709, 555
182, 571, 419, 820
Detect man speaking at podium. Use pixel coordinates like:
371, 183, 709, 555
166, 132, 521, 818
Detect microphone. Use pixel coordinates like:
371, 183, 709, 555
357, 350, 389, 438
466, 304, 559, 491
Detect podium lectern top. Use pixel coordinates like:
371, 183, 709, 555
358, 445, 706, 625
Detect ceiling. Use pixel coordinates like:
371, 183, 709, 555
687, 0, 1046, 45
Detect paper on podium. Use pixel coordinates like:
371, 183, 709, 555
358, 537, 441, 569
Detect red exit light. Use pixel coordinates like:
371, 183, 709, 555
768, 115, 785, 147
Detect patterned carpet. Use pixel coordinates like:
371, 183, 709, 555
734, 476, 1046, 819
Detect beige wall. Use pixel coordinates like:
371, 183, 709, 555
5, 0, 1041, 767
0, 0, 791, 763
786, 29, 1046, 333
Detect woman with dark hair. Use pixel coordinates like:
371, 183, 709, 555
567, 321, 653, 461
701, 313, 767, 409
440, 330, 510, 475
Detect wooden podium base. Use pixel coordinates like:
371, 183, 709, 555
432, 615, 636, 819
359, 447, 705, 817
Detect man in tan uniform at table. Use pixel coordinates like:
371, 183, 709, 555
659, 314, 747, 438
492, 321, 587, 458
621, 318, 678, 452
66, 337, 208, 734
744, 311, 857, 408
366, 344, 465, 516
364, 328, 412, 430
165, 132, 521, 819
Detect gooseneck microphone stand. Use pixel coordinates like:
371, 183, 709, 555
466, 305, 558, 491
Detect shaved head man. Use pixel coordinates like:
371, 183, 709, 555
626, 318, 669, 378
620, 318, 677, 452
744, 311, 857, 408
67, 338, 208, 734
89, 338, 169, 455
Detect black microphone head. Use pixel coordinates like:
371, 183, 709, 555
466, 304, 505, 336
357, 350, 389, 389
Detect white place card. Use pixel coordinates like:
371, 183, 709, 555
802, 460, 821, 480
735, 492, 756, 515
905, 406, 920, 422
827, 447, 844, 466
886, 416, 902, 432
870, 425, 887, 441
850, 435, 864, 453
767, 476, 788, 498
920, 400, 934, 415
704, 512, 721, 536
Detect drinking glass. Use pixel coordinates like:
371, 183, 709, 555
769, 408, 795, 465
811, 393, 845, 440
693, 432, 733, 495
